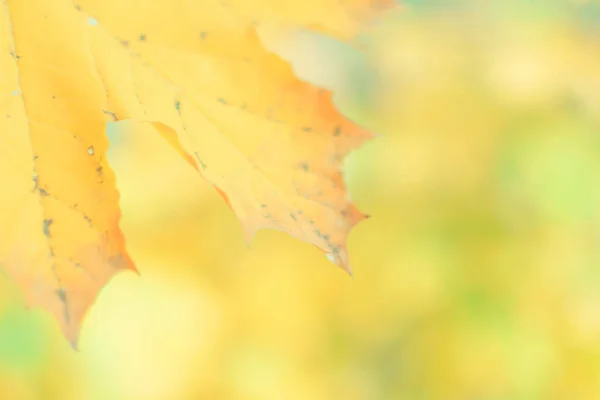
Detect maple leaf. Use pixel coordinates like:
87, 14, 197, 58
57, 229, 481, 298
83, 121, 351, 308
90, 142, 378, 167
0, 0, 394, 347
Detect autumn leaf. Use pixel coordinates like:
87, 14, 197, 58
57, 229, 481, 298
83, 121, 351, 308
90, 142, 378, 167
0, 0, 394, 347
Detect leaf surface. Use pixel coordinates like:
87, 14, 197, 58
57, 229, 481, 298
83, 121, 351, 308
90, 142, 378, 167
0, 0, 394, 345
0, 0, 136, 347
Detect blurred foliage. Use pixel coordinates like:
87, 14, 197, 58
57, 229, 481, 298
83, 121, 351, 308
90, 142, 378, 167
2, 0, 600, 399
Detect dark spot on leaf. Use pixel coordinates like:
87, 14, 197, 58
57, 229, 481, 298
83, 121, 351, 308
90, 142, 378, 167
56, 288, 66, 303
217, 97, 228, 105
334, 126, 341, 136
43, 219, 53, 237
175, 100, 181, 112
302, 127, 312, 132
56, 288, 70, 323
103, 109, 117, 121
194, 153, 207, 169
139, 33, 146, 41
260, 204, 267, 208
290, 213, 297, 221
39, 188, 49, 196
200, 31, 207, 40
299, 162, 309, 172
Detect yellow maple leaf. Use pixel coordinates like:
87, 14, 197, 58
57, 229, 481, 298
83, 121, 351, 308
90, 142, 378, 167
0, 0, 394, 347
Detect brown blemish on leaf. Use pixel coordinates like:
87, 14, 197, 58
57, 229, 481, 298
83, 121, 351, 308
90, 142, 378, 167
56, 288, 70, 323
102, 109, 118, 121
43, 219, 53, 237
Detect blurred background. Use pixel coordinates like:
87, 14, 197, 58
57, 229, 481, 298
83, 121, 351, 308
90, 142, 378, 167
3, 0, 600, 398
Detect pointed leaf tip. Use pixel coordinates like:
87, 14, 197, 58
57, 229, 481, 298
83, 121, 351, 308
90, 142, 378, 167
325, 252, 354, 277
342, 263, 354, 278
